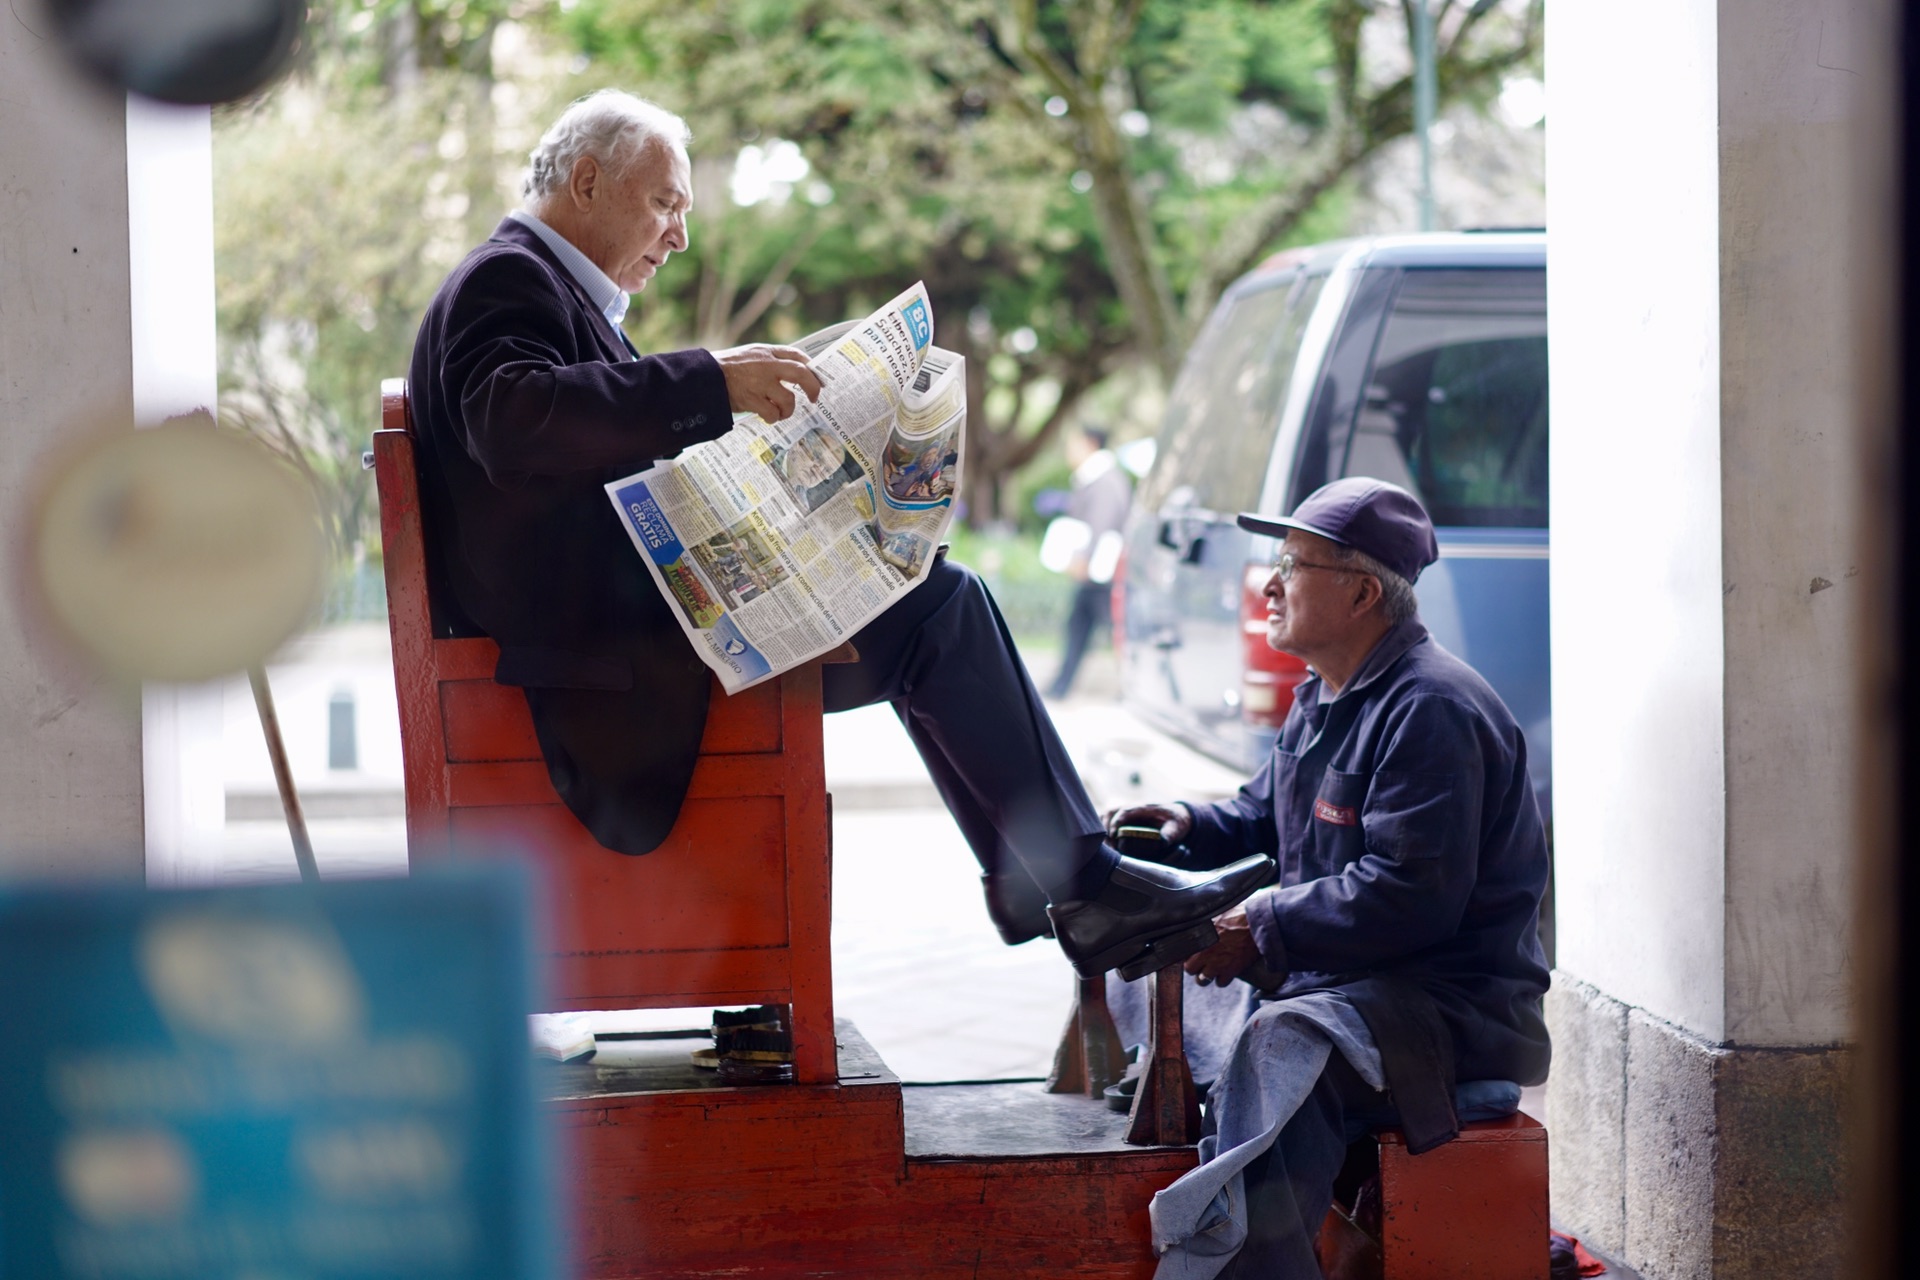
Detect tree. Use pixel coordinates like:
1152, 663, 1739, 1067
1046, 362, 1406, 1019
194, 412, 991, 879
552, 0, 1542, 518
932, 0, 1544, 381
213, 0, 1543, 543
554, 0, 1140, 523
215, 1, 520, 565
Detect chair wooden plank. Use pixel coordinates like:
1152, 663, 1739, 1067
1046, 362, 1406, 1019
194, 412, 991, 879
373, 418, 450, 856
435, 670, 783, 766
448, 796, 791, 955
544, 951, 795, 1011
442, 754, 793, 810
431, 637, 500, 682
775, 664, 836, 1083
440, 678, 543, 762
702, 678, 785, 753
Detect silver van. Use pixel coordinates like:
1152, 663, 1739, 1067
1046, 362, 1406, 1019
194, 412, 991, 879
1117, 232, 1551, 817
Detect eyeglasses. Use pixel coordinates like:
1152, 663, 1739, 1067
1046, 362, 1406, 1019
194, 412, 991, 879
1272, 551, 1353, 583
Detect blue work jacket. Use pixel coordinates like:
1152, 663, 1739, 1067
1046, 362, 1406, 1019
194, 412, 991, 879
1185, 618, 1552, 1086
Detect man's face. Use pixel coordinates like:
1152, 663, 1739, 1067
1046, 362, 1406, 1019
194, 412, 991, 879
586, 137, 691, 293
1262, 532, 1366, 658
1064, 430, 1096, 469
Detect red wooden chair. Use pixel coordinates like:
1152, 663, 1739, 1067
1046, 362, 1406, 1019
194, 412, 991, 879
372, 379, 837, 1083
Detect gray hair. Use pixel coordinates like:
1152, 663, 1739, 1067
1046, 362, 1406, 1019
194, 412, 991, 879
522, 90, 691, 200
1326, 542, 1420, 625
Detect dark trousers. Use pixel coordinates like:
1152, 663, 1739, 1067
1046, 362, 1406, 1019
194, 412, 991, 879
822, 559, 1111, 901
1218, 1053, 1401, 1280
1046, 579, 1113, 698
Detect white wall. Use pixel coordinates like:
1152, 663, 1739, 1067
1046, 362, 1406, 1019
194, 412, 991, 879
1548, 0, 1728, 1041
1549, 0, 1859, 1047
0, 13, 147, 874
126, 96, 226, 883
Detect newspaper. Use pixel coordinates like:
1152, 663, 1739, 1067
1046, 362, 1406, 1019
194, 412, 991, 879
606, 283, 964, 693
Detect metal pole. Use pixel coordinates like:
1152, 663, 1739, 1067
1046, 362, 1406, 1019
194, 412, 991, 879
249, 664, 320, 884
1413, 0, 1437, 231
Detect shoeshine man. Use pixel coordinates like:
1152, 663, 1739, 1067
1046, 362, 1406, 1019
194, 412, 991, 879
1105, 478, 1551, 1279
405, 89, 1271, 983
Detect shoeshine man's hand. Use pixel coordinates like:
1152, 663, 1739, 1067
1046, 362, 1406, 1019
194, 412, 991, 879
714, 344, 823, 424
1185, 906, 1260, 987
1104, 801, 1193, 844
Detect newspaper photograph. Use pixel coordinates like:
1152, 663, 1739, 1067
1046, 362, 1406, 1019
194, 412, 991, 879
606, 283, 965, 694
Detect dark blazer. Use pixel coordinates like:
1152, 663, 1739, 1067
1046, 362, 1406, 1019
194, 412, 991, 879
407, 216, 736, 854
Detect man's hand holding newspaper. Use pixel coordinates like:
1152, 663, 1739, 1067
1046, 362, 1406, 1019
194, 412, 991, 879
607, 283, 965, 693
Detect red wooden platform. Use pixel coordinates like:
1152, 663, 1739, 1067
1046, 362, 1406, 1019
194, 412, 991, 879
553, 1023, 1195, 1279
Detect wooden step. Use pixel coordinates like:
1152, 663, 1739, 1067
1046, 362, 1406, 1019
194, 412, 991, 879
551, 1020, 1196, 1278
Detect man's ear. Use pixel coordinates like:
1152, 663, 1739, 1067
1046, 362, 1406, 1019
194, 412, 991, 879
567, 155, 601, 210
1350, 572, 1384, 618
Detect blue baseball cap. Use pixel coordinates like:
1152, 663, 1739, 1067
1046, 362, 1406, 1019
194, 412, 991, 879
1237, 477, 1439, 584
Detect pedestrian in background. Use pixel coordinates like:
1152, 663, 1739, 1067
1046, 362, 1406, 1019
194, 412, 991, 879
1043, 425, 1133, 700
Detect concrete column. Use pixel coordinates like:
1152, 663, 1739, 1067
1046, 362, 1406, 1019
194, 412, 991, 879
0, 15, 216, 875
1545, 0, 1869, 1273
0, 12, 144, 874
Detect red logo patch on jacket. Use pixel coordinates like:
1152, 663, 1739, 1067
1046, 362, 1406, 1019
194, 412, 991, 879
1313, 798, 1358, 827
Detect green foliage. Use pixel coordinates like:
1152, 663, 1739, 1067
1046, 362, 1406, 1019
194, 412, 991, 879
216, 2, 531, 561
213, 0, 1539, 555
215, 81, 458, 556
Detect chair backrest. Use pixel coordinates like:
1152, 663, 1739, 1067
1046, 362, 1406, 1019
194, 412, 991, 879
372, 380, 836, 1081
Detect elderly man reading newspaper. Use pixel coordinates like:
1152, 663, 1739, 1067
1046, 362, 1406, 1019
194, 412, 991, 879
1104, 478, 1552, 1279
406, 89, 1272, 1012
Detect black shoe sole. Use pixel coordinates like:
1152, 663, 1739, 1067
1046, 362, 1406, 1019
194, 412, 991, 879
1071, 918, 1220, 982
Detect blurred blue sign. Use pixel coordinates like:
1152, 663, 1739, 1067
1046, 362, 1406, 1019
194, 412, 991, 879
0, 866, 553, 1279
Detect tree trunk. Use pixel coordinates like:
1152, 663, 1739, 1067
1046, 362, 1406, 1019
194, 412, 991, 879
956, 329, 998, 528
996, 1, 1181, 381
1081, 109, 1181, 381
461, 17, 502, 250
383, 4, 420, 95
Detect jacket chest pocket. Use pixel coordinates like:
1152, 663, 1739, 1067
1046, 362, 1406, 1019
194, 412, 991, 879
1307, 768, 1369, 870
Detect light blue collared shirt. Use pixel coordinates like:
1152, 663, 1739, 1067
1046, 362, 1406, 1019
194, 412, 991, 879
507, 208, 630, 328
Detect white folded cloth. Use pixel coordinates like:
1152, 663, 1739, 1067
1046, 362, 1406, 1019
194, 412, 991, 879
527, 1012, 597, 1063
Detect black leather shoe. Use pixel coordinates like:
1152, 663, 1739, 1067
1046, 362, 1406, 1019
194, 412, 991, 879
1047, 853, 1276, 981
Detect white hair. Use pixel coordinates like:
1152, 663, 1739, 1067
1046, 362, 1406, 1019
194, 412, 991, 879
522, 90, 691, 200
1326, 542, 1421, 625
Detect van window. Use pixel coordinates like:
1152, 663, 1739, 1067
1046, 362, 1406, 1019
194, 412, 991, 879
1139, 272, 1327, 515
1346, 269, 1547, 528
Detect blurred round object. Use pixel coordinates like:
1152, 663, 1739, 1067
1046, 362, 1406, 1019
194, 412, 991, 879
28, 415, 326, 684
42, 0, 305, 105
